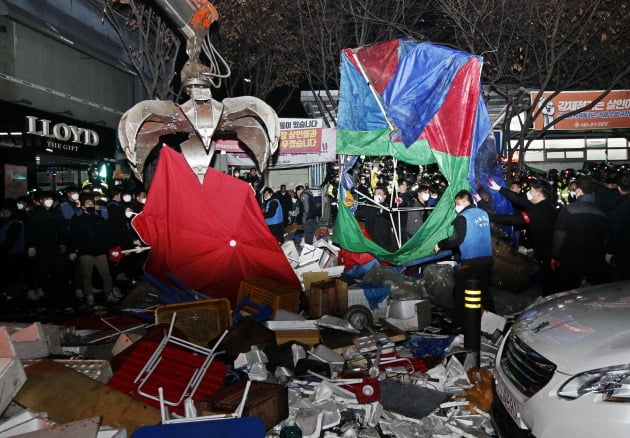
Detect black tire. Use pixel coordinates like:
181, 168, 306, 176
343, 304, 373, 330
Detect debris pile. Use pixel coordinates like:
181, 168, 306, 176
0, 237, 524, 437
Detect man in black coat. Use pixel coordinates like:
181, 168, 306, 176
489, 178, 558, 294
25, 192, 68, 303
606, 173, 630, 279
275, 184, 293, 227
68, 195, 117, 306
552, 176, 609, 290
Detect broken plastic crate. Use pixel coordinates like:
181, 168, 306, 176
108, 338, 227, 415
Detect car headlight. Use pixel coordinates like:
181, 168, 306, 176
558, 365, 630, 401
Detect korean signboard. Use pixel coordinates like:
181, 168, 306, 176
531, 90, 630, 131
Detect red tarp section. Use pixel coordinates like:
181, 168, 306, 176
132, 146, 301, 303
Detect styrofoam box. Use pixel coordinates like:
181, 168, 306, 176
347, 286, 389, 318
0, 357, 27, 414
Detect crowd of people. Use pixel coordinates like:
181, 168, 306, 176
3, 161, 629, 319
0, 181, 149, 310
348, 164, 630, 321
487, 168, 630, 293
261, 183, 320, 245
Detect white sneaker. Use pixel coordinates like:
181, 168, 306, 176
27, 289, 40, 301
112, 287, 125, 299
106, 294, 119, 303
86, 295, 95, 306
75, 289, 84, 299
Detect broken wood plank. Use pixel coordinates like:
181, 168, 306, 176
14, 360, 160, 435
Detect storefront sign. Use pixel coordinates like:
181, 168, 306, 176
26, 116, 100, 146
0, 101, 115, 160
226, 128, 336, 169
531, 90, 630, 130
216, 118, 325, 155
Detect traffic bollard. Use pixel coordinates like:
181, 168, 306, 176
464, 278, 482, 367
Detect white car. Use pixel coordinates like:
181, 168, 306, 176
492, 281, 630, 437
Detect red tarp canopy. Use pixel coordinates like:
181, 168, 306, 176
132, 146, 301, 302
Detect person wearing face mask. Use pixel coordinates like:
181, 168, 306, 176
552, 176, 610, 291
355, 185, 395, 251
107, 187, 125, 216
434, 190, 494, 325
59, 186, 86, 301
428, 185, 440, 207
25, 192, 68, 303
68, 195, 117, 307
405, 184, 432, 241
131, 189, 147, 213
15, 196, 31, 222
488, 178, 558, 294
59, 187, 82, 224
108, 202, 144, 287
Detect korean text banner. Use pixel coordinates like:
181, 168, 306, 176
531, 90, 630, 131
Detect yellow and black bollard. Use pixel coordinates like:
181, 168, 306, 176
464, 279, 482, 367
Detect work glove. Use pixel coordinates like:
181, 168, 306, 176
487, 178, 501, 191
27, 247, 36, 257
605, 253, 614, 265
69, 253, 77, 262
550, 259, 560, 271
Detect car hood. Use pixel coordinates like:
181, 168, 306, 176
512, 281, 630, 375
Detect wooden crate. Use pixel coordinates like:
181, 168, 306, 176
274, 328, 320, 347
197, 381, 288, 430
237, 279, 300, 315
307, 278, 349, 318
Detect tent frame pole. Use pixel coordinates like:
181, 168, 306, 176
350, 50, 398, 134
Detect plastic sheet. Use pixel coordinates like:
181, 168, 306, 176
404, 335, 455, 358
422, 263, 456, 309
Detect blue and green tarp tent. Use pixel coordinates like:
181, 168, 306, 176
333, 39, 507, 265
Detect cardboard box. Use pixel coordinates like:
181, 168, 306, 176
302, 272, 330, 293
308, 278, 339, 318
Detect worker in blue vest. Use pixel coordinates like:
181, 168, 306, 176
262, 187, 284, 244
434, 190, 494, 325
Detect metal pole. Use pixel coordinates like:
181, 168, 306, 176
464, 279, 482, 367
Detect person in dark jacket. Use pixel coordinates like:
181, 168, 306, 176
489, 178, 558, 294
296, 185, 318, 245
25, 191, 68, 303
435, 190, 494, 324
405, 184, 432, 241
594, 176, 620, 216
262, 187, 284, 244
68, 195, 117, 306
552, 176, 609, 290
0, 199, 25, 301
59, 186, 82, 225
275, 184, 293, 227
355, 185, 395, 251
606, 173, 630, 279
